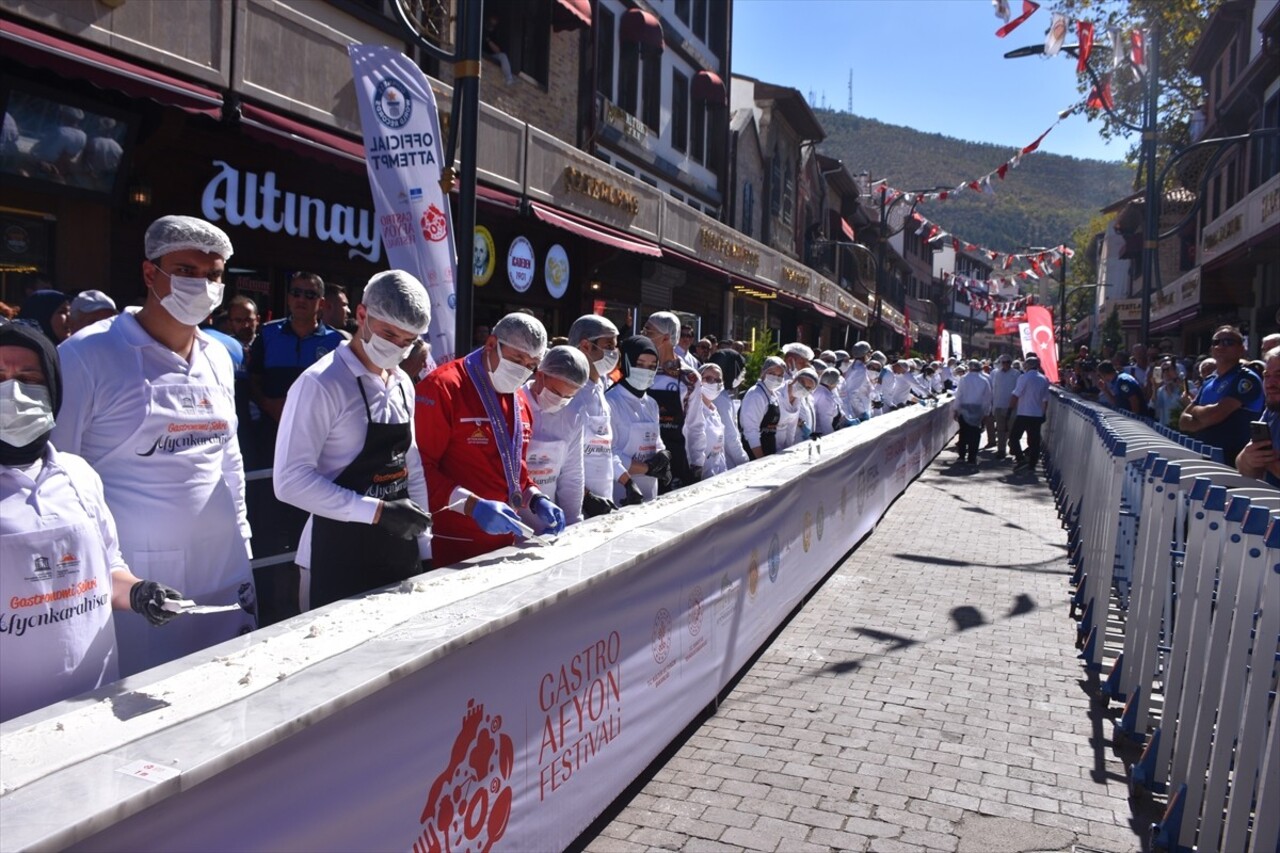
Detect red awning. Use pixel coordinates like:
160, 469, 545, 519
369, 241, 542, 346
552, 0, 592, 30
530, 202, 662, 257
239, 103, 365, 167
0, 18, 223, 118
691, 70, 726, 106
841, 218, 856, 242
620, 8, 664, 52
812, 303, 838, 319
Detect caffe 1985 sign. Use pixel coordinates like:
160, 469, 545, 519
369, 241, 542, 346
545, 244, 569, 299
508, 236, 535, 293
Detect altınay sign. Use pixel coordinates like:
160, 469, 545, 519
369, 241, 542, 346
201, 160, 380, 263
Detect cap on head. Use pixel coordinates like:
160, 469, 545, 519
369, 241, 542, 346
362, 270, 432, 334
835, 349, 851, 361
793, 366, 820, 386
494, 312, 548, 358
851, 341, 872, 358
967, 359, 981, 370
539, 344, 589, 386
871, 350, 886, 363
782, 342, 814, 361
567, 313, 619, 346
762, 355, 786, 373
144, 215, 234, 261
821, 367, 841, 387
644, 311, 679, 340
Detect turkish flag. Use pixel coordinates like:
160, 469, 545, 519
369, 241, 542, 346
936, 322, 946, 360
994, 315, 1026, 336
995, 0, 1040, 37
1025, 305, 1059, 383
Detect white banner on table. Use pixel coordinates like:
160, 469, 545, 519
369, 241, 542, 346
349, 43, 458, 362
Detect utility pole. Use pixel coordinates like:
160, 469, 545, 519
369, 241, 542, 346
847, 69, 853, 114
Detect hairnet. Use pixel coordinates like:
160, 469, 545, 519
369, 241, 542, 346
1025, 356, 1040, 367
834, 349, 850, 361
144, 215, 234, 261
762, 356, 786, 373
967, 359, 981, 370
851, 341, 871, 357
0, 320, 61, 417
821, 368, 841, 387
871, 350, 886, 363
19, 290, 68, 345
494, 312, 547, 358
645, 311, 679, 339
700, 362, 723, 381
567, 313, 619, 345
811, 359, 828, 372
793, 367, 819, 387
362, 270, 432, 333
782, 342, 814, 361
539, 345, 589, 386
819, 350, 836, 362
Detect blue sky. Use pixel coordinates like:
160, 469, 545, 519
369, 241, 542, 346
732, 0, 1128, 163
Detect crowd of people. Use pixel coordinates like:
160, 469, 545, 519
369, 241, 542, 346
2, 212, 1274, 724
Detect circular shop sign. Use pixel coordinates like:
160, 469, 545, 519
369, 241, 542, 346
473, 226, 496, 286
544, 243, 570, 299
507, 235, 535, 293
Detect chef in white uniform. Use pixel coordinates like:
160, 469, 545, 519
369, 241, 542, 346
777, 367, 819, 450
519, 345, 589, 533
841, 341, 873, 421
683, 362, 728, 481
813, 367, 850, 435
566, 315, 624, 518
605, 335, 669, 505
52, 215, 254, 678
2, 322, 184, 722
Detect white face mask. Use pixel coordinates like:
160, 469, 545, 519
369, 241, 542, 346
627, 367, 656, 391
591, 344, 620, 377
491, 340, 534, 394
700, 381, 722, 400
155, 267, 224, 326
0, 379, 55, 447
535, 384, 573, 413
362, 325, 412, 371
792, 383, 813, 400
763, 374, 784, 393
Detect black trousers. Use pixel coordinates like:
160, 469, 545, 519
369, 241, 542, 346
1010, 415, 1045, 465
957, 420, 982, 463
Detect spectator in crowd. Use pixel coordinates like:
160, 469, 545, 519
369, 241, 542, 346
1235, 347, 1280, 487
323, 282, 353, 340
1179, 326, 1263, 465
1261, 332, 1280, 355
249, 272, 345, 430
683, 362, 728, 481
1009, 355, 1051, 473
1072, 355, 1100, 399
1153, 358, 1186, 428
223, 295, 259, 348
0, 322, 184, 723
273, 272, 432, 612
841, 341, 873, 422
20, 289, 71, 345
777, 367, 818, 449
566, 314, 622, 518
643, 311, 693, 489
740, 355, 785, 459
1126, 343, 1151, 393
606, 334, 668, 505
66, 290, 117, 335
400, 338, 430, 382
813, 367, 850, 435
52, 214, 255, 677
218, 295, 262, 467
989, 354, 1019, 460
519, 345, 589, 532
417, 313, 565, 565
482, 13, 515, 85
1096, 360, 1144, 415
709, 337, 745, 391
675, 325, 700, 371
953, 358, 992, 469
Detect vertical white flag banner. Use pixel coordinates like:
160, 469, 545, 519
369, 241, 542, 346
1019, 322, 1033, 357
950, 332, 963, 361
349, 43, 458, 362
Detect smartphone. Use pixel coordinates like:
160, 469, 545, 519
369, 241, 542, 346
1152, 365, 1163, 385
1251, 421, 1271, 444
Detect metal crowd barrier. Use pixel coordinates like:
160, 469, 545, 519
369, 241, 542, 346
1042, 390, 1279, 853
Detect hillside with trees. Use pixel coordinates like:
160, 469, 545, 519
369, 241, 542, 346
815, 108, 1134, 252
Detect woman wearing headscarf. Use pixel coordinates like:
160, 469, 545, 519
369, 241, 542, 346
0, 322, 183, 723
683, 362, 728, 482
777, 366, 819, 449
606, 335, 669, 505
19, 289, 71, 345
739, 355, 785, 459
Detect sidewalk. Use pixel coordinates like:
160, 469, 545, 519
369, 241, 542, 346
579, 446, 1150, 853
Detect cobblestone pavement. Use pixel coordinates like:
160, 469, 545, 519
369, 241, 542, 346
580, 448, 1150, 853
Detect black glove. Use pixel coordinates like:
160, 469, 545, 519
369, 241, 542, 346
582, 491, 616, 518
130, 581, 183, 627
689, 465, 703, 482
643, 450, 672, 478
623, 479, 645, 506
377, 499, 432, 539
872, 399, 883, 409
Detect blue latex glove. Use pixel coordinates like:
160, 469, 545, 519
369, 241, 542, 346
531, 495, 566, 534
471, 499, 526, 536
844, 416, 860, 428
798, 421, 812, 440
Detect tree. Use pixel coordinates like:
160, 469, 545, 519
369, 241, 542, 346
740, 328, 779, 391
1102, 305, 1124, 354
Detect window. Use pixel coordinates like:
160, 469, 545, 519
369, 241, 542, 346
742, 181, 754, 238
781, 155, 794, 226
675, 0, 690, 24
769, 145, 782, 217
640, 174, 658, 187
671, 69, 689, 153
496, 0, 551, 86
597, 7, 615, 101
693, 0, 708, 41
1225, 156, 1239, 209
690, 101, 706, 165
1251, 93, 1280, 186
642, 48, 661, 131
706, 107, 724, 174
618, 41, 639, 114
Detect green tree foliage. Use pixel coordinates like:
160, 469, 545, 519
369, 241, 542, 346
817, 109, 1133, 254
740, 328, 779, 389
1102, 304, 1124, 353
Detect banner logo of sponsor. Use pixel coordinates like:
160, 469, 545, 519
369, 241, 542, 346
802, 511, 813, 553
767, 534, 781, 583
747, 550, 759, 599
421, 204, 448, 242
413, 699, 513, 853
816, 504, 825, 541
373, 78, 412, 128
537, 632, 622, 800
651, 608, 671, 664
687, 586, 703, 637
28, 556, 52, 582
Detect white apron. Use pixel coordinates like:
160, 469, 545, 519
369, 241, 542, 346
1, 506, 117, 723
583, 408, 615, 499
613, 419, 660, 504
519, 437, 566, 533
701, 406, 727, 479
94, 358, 254, 677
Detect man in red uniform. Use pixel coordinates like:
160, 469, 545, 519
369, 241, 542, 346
416, 312, 566, 565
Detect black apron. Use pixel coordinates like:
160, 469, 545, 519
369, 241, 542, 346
310, 377, 421, 609
649, 381, 693, 491
741, 396, 780, 457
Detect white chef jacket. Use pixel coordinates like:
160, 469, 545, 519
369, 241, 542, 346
683, 386, 727, 479
712, 393, 749, 469
1012, 370, 1051, 417
274, 343, 431, 567
776, 385, 815, 450
990, 367, 1021, 409
519, 383, 586, 528
568, 376, 627, 500
53, 312, 254, 677
841, 360, 872, 419
813, 385, 845, 435
886, 372, 913, 408
605, 383, 665, 503
954, 372, 993, 426
738, 382, 778, 453
1, 445, 126, 722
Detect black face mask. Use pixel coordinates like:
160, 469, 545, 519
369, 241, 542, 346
0, 432, 51, 467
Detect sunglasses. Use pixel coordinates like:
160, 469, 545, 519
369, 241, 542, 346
290, 288, 320, 300
1211, 337, 1240, 346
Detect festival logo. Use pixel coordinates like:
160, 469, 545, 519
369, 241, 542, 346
537, 632, 623, 799
802, 511, 812, 553
767, 534, 781, 583
421, 204, 448, 243
747, 549, 759, 599
651, 607, 672, 664
412, 699, 513, 853
373, 77, 413, 128
687, 586, 704, 637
